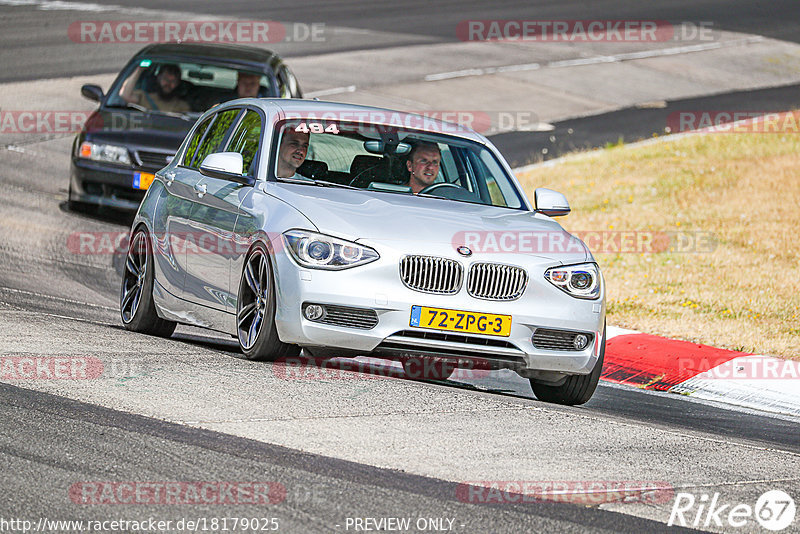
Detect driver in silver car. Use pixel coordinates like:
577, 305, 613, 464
276, 129, 310, 179
405, 141, 441, 193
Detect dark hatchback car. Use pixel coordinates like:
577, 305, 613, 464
69, 42, 302, 211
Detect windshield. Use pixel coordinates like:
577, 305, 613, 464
105, 59, 275, 115
271, 119, 525, 209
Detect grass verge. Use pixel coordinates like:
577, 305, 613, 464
516, 130, 800, 360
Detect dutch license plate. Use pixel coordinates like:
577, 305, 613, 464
133, 171, 155, 190
410, 305, 512, 337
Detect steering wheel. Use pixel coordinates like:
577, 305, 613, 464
348, 167, 377, 188
418, 182, 481, 202
418, 183, 461, 195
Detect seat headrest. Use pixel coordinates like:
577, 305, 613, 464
297, 159, 328, 179
349, 155, 384, 175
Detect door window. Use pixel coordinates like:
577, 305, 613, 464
182, 116, 213, 167
190, 108, 241, 168
225, 110, 262, 176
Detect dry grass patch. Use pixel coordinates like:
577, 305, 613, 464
517, 132, 800, 359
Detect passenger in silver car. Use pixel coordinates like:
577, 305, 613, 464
276, 129, 310, 179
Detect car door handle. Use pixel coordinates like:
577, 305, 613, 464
194, 182, 207, 196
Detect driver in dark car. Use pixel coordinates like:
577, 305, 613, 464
120, 63, 191, 113
405, 141, 441, 193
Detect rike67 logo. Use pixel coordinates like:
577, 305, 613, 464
669, 490, 796, 531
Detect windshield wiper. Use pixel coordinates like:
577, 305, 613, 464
415, 192, 486, 206
276, 177, 360, 190
105, 102, 194, 120
105, 102, 149, 113
313, 180, 360, 190
159, 110, 195, 120
275, 176, 316, 185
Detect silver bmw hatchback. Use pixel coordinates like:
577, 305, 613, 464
121, 99, 606, 405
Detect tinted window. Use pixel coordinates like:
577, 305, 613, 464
191, 109, 240, 168
226, 110, 262, 176
182, 116, 213, 166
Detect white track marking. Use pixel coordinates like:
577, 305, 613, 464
0, 0, 148, 13
305, 85, 357, 98
425, 36, 765, 82
0, 285, 116, 311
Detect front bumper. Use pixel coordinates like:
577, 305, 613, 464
70, 158, 149, 211
271, 240, 605, 375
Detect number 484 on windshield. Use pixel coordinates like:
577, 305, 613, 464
295, 122, 339, 134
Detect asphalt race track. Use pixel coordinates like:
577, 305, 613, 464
1, 2, 799, 533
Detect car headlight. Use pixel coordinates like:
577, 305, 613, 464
544, 263, 601, 300
282, 230, 379, 270
78, 141, 131, 166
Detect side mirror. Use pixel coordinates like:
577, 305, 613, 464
534, 188, 570, 217
199, 152, 250, 183
81, 84, 104, 102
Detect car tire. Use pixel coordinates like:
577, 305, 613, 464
236, 244, 299, 361
67, 183, 78, 211
302, 347, 340, 359
401, 357, 456, 381
530, 322, 605, 406
67, 182, 97, 214
120, 227, 177, 337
